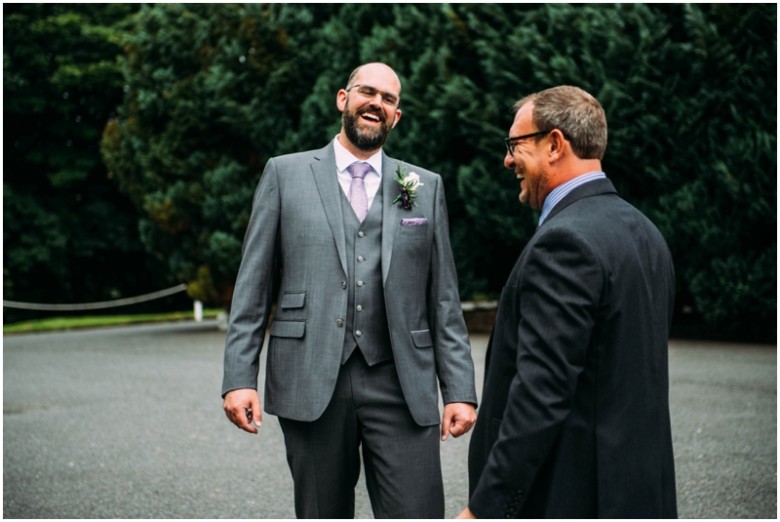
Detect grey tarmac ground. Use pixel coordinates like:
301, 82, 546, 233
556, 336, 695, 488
3, 321, 777, 519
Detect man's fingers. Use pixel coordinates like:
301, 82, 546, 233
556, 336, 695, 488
449, 418, 468, 437
226, 405, 257, 433
445, 415, 468, 438
223, 389, 262, 434
441, 403, 477, 440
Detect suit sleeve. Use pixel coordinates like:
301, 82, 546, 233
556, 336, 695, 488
221, 159, 281, 397
468, 227, 603, 518
428, 175, 478, 406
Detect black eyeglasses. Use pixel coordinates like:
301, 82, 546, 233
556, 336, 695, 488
347, 84, 400, 107
504, 130, 552, 154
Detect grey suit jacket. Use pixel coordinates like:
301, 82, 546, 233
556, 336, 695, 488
468, 178, 677, 518
222, 142, 477, 426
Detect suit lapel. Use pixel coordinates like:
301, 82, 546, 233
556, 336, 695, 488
311, 144, 348, 275
381, 154, 402, 284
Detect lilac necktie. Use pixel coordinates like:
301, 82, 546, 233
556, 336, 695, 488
347, 162, 371, 222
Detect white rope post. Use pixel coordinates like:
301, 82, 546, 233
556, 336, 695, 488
194, 300, 203, 322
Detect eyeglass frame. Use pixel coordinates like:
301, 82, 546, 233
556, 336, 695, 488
346, 84, 400, 107
504, 129, 553, 154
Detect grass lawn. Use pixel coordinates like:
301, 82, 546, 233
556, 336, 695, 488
3, 309, 223, 335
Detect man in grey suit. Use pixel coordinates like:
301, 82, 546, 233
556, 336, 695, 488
222, 62, 477, 519
459, 86, 677, 518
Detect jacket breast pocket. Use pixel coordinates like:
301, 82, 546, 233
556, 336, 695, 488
399, 222, 429, 242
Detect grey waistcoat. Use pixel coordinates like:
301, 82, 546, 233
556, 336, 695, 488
340, 181, 393, 365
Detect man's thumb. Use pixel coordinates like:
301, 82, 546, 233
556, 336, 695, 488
252, 397, 263, 427
441, 417, 451, 441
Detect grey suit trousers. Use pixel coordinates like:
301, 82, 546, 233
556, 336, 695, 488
278, 351, 444, 519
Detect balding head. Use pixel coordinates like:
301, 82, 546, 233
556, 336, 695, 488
346, 63, 402, 97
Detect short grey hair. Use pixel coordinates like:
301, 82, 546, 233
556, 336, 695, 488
514, 86, 607, 160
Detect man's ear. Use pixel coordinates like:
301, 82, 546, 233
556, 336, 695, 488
548, 128, 566, 162
390, 108, 402, 129
336, 89, 348, 113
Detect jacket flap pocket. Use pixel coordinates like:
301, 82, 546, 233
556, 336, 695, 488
269, 320, 305, 339
411, 329, 433, 348
279, 292, 305, 309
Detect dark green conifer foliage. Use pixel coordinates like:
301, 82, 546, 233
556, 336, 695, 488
7, 4, 774, 338
3, 4, 173, 321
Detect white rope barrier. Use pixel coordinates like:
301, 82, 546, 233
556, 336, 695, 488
460, 300, 499, 311
3, 284, 188, 311
4, 283, 496, 317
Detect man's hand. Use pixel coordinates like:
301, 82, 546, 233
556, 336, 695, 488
441, 402, 477, 441
223, 388, 262, 434
456, 507, 477, 518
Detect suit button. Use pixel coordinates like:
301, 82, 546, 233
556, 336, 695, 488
357, 255, 364, 262
356, 305, 363, 312
355, 330, 362, 337
336, 319, 344, 327
357, 280, 364, 287
340, 280, 347, 289
357, 231, 365, 238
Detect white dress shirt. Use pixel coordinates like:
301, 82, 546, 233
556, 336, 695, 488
333, 136, 383, 209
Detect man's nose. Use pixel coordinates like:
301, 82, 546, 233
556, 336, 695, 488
365, 92, 384, 107
504, 150, 514, 169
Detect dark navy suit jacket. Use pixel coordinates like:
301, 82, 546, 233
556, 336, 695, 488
468, 178, 677, 518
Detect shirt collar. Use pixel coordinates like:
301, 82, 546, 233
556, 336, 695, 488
333, 136, 383, 177
538, 171, 607, 226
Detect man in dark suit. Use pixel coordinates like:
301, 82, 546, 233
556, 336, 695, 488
458, 86, 677, 518
222, 62, 477, 519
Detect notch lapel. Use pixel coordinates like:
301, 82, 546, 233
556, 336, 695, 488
311, 145, 348, 275
381, 154, 402, 284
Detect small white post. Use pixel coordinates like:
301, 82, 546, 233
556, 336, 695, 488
194, 300, 203, 322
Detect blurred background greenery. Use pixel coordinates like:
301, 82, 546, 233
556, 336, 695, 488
3, 4, 776, 341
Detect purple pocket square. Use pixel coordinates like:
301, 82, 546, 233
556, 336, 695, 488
400, 217, 428, 226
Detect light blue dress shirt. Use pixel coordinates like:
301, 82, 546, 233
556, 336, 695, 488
538, 171, 607, 227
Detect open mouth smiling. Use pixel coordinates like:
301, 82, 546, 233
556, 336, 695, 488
360, 111, 383, 124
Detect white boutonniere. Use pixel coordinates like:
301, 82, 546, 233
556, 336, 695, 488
392, 166, 424, 210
